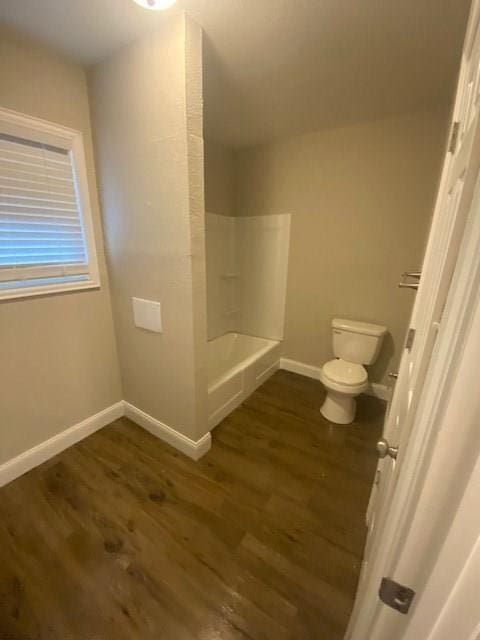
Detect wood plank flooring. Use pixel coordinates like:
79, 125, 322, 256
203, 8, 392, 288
0, 370, 384, 640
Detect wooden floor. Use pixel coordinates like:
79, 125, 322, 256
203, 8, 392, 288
0, 370, 384, 640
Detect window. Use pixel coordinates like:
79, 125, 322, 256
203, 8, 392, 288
0, 108, 100, 300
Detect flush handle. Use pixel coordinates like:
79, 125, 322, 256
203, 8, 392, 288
376, 438, 398, 460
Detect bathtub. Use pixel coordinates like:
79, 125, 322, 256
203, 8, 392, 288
208, 332, 281, 429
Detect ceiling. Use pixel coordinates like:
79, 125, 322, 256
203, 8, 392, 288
0, 0, 472, 147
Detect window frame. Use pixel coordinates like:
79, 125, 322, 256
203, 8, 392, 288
0, 107, 100, 301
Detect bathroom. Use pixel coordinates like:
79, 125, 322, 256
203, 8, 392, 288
0, 1, 476, 639
204, 117, 448, 413
202, 83, 448, 426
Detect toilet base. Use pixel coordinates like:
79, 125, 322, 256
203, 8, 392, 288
320, 391, 356, 425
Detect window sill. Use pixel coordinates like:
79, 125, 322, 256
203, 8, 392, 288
0, 277, 100, 302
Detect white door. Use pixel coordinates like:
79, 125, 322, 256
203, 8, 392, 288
347, 2, 480, 637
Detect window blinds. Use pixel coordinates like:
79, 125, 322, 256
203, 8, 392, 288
0, 133, 89, 284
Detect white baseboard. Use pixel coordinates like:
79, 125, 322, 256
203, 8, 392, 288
280, 357, 390, 401
0, 358, 388, 488
368, 382, 391, 401
0, 399, 213, 487
0, 401, 124, 488
280, 357, 322, 380
124, 402, 211, 461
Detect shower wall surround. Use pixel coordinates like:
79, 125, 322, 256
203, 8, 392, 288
206, 214, 237, 339
206, 212, 291, 341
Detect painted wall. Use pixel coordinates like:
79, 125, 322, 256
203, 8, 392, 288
0, 26, 122, 464
236, 214, 291, 340
204, 139, 235, 216
235, 110, 449, 384
90, 14, 208, 441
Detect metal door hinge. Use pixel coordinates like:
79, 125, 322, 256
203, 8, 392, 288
379, 577, 415, 614
405, 328, 415, 351
449, 121, 460, 154
399, 272, 421, 290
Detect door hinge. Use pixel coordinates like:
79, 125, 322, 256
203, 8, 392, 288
379, 577, 416, 614
449, 121, 460, 154
405, 328, 415, 351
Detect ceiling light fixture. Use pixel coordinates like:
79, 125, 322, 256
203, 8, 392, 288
132, 0, 177, 10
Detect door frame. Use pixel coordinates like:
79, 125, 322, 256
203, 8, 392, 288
347, 4, 480, 637
347, 101, 480, 640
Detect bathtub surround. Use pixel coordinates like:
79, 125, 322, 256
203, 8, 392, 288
206, 212, 291, 341
0, 26, 122, 466
90, 14, 209, 443
234, 109, 449, 385
205, 211, 289, 428
237, 214, 291, 340
206, 214, 237, 339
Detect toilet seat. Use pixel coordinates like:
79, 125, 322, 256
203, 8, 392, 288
322, 358, 367, 387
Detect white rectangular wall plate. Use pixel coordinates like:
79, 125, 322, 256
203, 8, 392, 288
132, 297, 162, 333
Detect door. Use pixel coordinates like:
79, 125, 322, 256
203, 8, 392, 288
347, 1, 480, 637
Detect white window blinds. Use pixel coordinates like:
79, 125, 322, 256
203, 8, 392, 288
0, 132, 89, 284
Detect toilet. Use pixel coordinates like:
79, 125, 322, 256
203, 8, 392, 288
320, 318, 387, 424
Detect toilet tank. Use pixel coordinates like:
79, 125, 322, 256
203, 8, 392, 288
332, 318, 387, 365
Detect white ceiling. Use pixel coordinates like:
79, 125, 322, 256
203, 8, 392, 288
0, 0, 471, 147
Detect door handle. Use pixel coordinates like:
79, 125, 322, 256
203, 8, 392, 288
388, 372, 399, 379
376, 438, 398, 460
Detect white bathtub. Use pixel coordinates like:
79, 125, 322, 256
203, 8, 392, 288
208, 332, 281, 429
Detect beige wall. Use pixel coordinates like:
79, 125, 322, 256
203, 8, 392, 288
0, 26, 122, 464
204, 139, 235, 216
235, 110, 449, 384
90, 14, 208, 441
185, 17, 209, 438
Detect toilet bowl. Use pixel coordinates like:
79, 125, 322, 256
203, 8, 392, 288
320, 358, 368, 424
320, 318, 387, 425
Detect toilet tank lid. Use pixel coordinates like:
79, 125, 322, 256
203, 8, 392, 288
332, 318, 387, 337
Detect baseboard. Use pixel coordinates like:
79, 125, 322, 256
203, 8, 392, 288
0, 399, 212, 487
0, 360, 387, 488
0, 401, 124, 488
367, 382, 391, 401
280, 357, 390, 401
280, 357, 322, 380
124, 402, 211, 461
